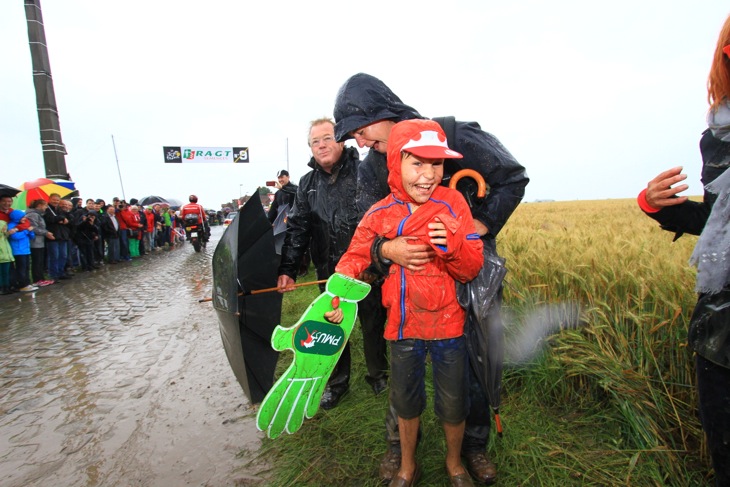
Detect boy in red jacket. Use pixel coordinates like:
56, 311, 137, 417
331, 119, 483, 486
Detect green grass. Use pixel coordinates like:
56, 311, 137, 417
245, 199, 716, 486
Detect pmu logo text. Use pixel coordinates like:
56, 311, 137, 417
293, 321, 345, 356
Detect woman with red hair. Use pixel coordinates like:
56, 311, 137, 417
638, 14, 730, 486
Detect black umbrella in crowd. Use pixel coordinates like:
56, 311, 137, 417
211, 196, 282, 404
0, 183, 21, 198
137, 195, 169, 207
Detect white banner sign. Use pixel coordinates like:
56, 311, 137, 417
163, 146, 249, 163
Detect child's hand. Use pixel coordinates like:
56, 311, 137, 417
324, 308, 344, 324
428, 218, 448, 247
324, 296, 343, 323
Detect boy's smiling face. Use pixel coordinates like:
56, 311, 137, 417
400, 153, 444, 205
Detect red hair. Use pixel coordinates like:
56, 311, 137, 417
707, 14, 730, 110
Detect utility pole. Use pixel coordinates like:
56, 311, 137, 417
24, 0, 69, 180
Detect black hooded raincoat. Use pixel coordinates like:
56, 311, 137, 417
334, 73, 529, 246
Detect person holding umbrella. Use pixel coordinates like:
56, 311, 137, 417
276, 117, 364, 410
334, 73, 529, 484
0, 194, 14, 223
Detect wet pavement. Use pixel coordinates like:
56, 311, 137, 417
0, 226, 267, 486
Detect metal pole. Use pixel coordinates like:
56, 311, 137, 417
286, 137, 289, 173
111, 134, 126, 200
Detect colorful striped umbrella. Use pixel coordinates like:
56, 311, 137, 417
50, 179, 77, 192
12, 178, 75, 210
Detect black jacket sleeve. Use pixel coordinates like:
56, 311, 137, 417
642, 129, 729, 239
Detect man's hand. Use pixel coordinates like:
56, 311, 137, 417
644, 166, 689, 209
382, 236, 435, 272
277, 275, 296, 293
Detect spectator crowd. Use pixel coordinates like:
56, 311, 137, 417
0, 195, 189, 294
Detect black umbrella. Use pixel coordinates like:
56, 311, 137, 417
0, 183, 21, 198
137, 195, 169, 206
450, 169, 507, 436
271, 202, 290, 255
211, 197, 282, 404
459, 249, 507, 436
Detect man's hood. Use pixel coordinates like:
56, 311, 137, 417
333, 73, 423, 142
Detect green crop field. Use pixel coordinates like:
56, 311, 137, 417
247, 199, 713, 486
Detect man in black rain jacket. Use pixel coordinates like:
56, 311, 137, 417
277, 117, 362, 410
334, 72, 529, 485
267, 169, 298, 224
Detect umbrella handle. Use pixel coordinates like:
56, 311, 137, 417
247, 279, 326, 295
197, 279, 327, 302
449, 169, 488, 198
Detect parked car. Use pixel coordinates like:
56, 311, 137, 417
223, 212, 237, 226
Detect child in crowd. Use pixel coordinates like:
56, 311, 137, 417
8, 209, 37, 292
0, 218, 15, 294
331, 119, 484, 486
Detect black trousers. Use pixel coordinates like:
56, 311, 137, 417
696, 354, 730, 486
30, 247, 45, 283
325, 282, 388, 392
358, 286, 389, 384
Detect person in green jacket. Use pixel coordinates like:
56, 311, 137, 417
0, 219, 16, 294
162, 208, 173, 247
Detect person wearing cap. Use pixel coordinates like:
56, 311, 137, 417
332, 119, 484, 487
334, 73, 529, 484
267, 169, 297, 224
276, 117, 362, 410
268, 169, 311, 276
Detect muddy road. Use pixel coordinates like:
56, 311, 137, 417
0, 226, 268, 486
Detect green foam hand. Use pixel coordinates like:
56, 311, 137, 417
256, 273, 371, 439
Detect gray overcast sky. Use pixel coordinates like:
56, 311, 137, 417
1, 1, 729, 208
